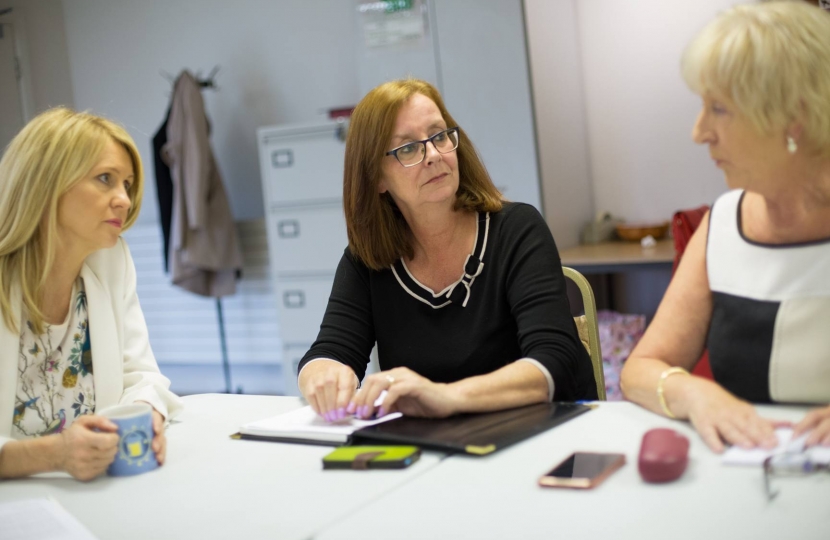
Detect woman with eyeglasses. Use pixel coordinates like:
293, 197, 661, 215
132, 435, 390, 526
0, 108, 182, 480
621, 2, 830, 451
298, 79, 597, 421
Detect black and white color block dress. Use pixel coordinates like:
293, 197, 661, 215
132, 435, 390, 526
298, 202, 598, 402
706, 189, 830, 404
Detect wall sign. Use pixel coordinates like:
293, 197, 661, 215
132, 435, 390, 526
358, 0, 426, 49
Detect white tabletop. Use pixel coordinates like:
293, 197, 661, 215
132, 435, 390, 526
316, 401, 830, 540
0, 394, 446, 540
2, 396, 828, 540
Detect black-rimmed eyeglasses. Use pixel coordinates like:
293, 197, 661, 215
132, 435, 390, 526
385, 127, 460, 167
763, 453, 830, 501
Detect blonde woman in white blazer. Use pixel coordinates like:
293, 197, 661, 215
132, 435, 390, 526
0, 108, 182, 480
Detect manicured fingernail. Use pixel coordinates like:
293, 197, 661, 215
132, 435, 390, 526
359, 406, 368, 418
346, 402, 356, 414
325, 412, 334, 422
337, 408, 346, 420
378, 407, 386, 418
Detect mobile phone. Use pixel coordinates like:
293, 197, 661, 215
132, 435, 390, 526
322, 446, 421, 470
538, 452, 626, 489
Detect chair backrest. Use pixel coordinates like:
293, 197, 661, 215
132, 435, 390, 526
562, 266, 606, 400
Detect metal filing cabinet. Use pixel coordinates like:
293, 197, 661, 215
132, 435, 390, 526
258, 121, 348, 395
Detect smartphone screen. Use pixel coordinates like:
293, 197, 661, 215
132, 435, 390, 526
539, 452, 626, 489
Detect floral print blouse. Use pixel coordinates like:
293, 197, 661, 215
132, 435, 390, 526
12, 278, 95, 439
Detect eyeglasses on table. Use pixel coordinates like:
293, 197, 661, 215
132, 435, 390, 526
763, 452, 830, 501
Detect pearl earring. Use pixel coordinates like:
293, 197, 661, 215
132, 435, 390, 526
787, 136, 797, 154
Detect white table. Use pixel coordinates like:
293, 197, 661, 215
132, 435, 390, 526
316, 402, 830, 540
1, 397, 828, 540
0, 394, 446, 540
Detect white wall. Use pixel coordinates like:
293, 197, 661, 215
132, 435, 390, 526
11, 0, 753, 234
575, 0, 738, 223
435, 0, 541, 211
61, 0, 361, 224
2, 0, 74, 113
524, 0, 593, 249
525, 0, 738, 246
523, 0, 744, 320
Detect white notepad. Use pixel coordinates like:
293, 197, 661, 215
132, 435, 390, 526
0, 498, 98, 540
239, 405, 402, 444
721, 428, 830, 466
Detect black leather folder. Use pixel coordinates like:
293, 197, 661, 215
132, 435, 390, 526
350, 402, 591, 456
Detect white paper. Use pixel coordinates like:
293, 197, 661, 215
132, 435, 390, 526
722, 428, 830, 466
240, 403, 402, 443
0, 498, 98, 540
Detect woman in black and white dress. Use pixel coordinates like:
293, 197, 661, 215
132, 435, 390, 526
621, 2, 830, 451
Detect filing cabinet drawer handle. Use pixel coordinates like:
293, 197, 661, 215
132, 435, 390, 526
283, 290, 306, 308
277, 219, 300, 238
272, 149, 293, 168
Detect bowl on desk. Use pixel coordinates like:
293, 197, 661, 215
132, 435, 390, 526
615, 222, 669, 242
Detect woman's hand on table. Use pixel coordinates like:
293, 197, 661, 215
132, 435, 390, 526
299, 359, 358, 422
58, 415, 119, 481
680, 378, 781, 453
349, 367, 458, 420
794, 405, 830, 447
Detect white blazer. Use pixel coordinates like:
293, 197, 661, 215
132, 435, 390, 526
0, 238, 183, 451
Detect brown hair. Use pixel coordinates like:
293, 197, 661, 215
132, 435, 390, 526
343, 79, 503, 270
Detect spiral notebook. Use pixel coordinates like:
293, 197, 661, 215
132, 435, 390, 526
237, 406, 402, 445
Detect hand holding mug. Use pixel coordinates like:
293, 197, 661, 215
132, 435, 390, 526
97, 403, 160, 476
58, 414, 119, 481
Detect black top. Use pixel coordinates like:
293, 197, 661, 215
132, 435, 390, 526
299, 202, 597, 401
152, 109, 173, 272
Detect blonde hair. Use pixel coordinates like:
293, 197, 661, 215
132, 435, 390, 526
681, 1, 830, 158
0, 107, 144, 334
344, 78, 503, 271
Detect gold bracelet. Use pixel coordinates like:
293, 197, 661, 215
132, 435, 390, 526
657, 367, 689, 419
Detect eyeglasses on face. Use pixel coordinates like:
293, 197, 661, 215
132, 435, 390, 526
763, 452, 830, 501
385, 127, 460, 167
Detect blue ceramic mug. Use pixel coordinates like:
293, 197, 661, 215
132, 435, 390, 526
98, 403, 158, 476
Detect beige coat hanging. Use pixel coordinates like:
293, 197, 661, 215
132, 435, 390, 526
163, 70, 243, 297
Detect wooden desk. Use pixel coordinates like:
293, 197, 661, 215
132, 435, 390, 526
559, 240, 674, 317
559, 239, 674, 274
